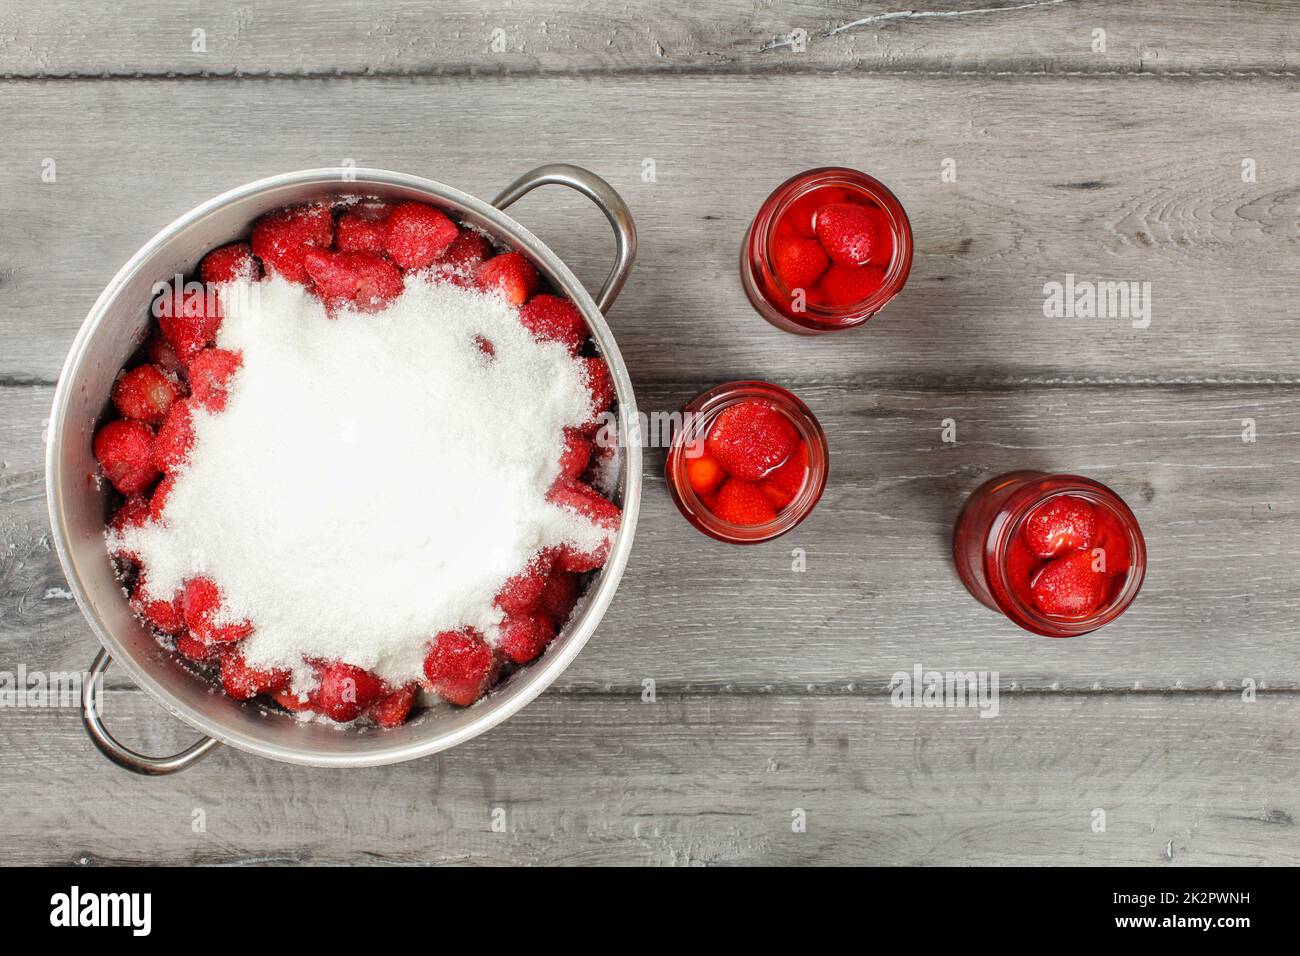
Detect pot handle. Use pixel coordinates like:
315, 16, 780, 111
82, 649, 221, 775
492, 164, 636, 314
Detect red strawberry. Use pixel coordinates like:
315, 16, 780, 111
93, 419, 158, 495
131, 578, 184, 635
559, 428, 593, 480
310, 661, 384, 722
991, 535, 1040, 609
760, 442, 808, 508
539, 570, 580, 624
423, 629, 497, 707
383, 202, 459, 270
685, 453, 725, 497
181, 576, 252, 644
498, 611, 556, 665
494, 550, 556, 615
772, 236, 829, 291
221, 651, 290, 701
369, 684, 417, 727
109, 495, 151, 533
149, 474, 175, 522
477, 252, 539, 306
547, 478, 621, 573
144, 331, 186, 378
785, 186, 850, 238
580, 356, 614, 430
251, 203, 333, 283
187, 348, 242, 412
199, 242, 262, 284
819, 264, 886, 306
273, 688, 313, 712
438, 230, 491, 272
153, 399, 195, 473
705, 400, 798, 481
1091, 507, 1132, 577
336, 204, 391, 254
713, 479, 778, 526
174, 632, 214, 663
862, 206, 895, 266
814, 202, 882, 266
156, 286, 222, 362
1023, 495, 1096, 559
112, 364, 178, 425
1030, 551, 1107, 618
303, 249, 405, 313
520, 294, 586, 354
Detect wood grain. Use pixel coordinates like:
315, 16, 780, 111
1, 0, 1296, 78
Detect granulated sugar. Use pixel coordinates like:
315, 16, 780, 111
113, 274, 611, 687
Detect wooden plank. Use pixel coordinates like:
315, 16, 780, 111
1, 0, 1296, 78
1, 690, 1295, 865
1, 74, 1297, 385
10, 382, 1299, 690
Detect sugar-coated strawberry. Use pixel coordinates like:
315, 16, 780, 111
272, 688, 313, 712
131, 578, 184, 635
538, 570, 580, 624
785, 186, 850, 238
187, 348, 242, 412
144, 331, 186, 378
772, 236, 829, 291
199, 242, 262, 284
438, 230, 491, 272
1091, 507, 1131, 577
713, 479, 778, 526
705, 400, 798, 482
819, 264, 886, 306
423, 629, 497, 707
547, 478, 621, 573
181, 576, 252, 644
814, 202, 882, 266
109, 495, 151, 533
477, 251, 539, 306
302, 249, 405, 313
1023, 495, 1097, 559
369, 684, 417, 727
580, 356, 614, 430
156, 286, 223, 362
520, 294, 586, 354
335, 204, 391, 254
383, 202, 459, 270
153, 399, 195, 473
93, 419, 159, 495
149, 474, 175, 522
310, 661, 385, 722
221, 651, 290, 701
494, 550, 556, 615
1029, 551, 1107, 618
685, 453, 725, 497
111, 364, 178, 426
498, 611, 556, 665
559, 428, 593, 480
760, 442, 808, 507
174, 632, 214, 663
251, 203, 333, 283
862, 206, 895, 266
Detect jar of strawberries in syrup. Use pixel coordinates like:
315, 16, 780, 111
741, 167, 913, 335
665, 381, 828, 543
952, 471, 1147, 638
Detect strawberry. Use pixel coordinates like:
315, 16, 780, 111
153, 399, 195, 473
819, 264, 886, 306
494, 550, 556, 615
93, 419, 159, 495
814, 202, 882, 266
547, 478, 621, 573
336, 204, 391, 254
156, 286, 222, 362
705, 400, 798, 482
1030, 551, 1107, 618
1023, 495, 1096, 559
251, 203, 333, 283
477, 252, 539, 306
187, 348, 242, 412
861, 205, 895, 266
221, 651, 290, 701
273, 688, 313, 712
1091, 508, 1131, 577
713, 479, 778, 526
109, 495, 151, 533
520, 294, 586, 354
580, 356, 614, 430
438, 230, 491, 272
785, 186, 849, 238
199, 242, 261, 284
131, 577, 184, 635
475, 335, 496, 358
538, 570, 580, 624
991, 535, 1040, 609
685, 453, 725, 497
423, 629, 497, 707
175, 632, 215, 663
760, 442, 808, 508
111, 364, 178, 425
302, 249, 405, 313
772, 236, 829, 291
149, 474, 175, 522
144, 331, 186, 378
559, 428, 593, 480
369, 684, 417, 727
310, 661, 384, 721
383, 202, 459, 270
498, 611, 556, 665
181, 576, 252, 644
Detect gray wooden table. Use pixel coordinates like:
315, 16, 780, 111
2, 0, 1297, 866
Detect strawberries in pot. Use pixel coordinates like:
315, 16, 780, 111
251, 203, 333, 283
336, 204, 391, 254
477, 251, 538, 305
199, 242, 262, 284
153, 399, 196, 473
498, 611, 556, 665
221, 651, 290, 701
111, 364, 178, 425
156, 286, 222, 362
302, 249, 405, 313
93, 419, 159, 495
310, 661, 385, 722
423, 629, 497, 707
187, 348, 242, 412
383, 201, 459, 270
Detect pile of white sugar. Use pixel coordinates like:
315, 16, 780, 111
113, 274, 612, 688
